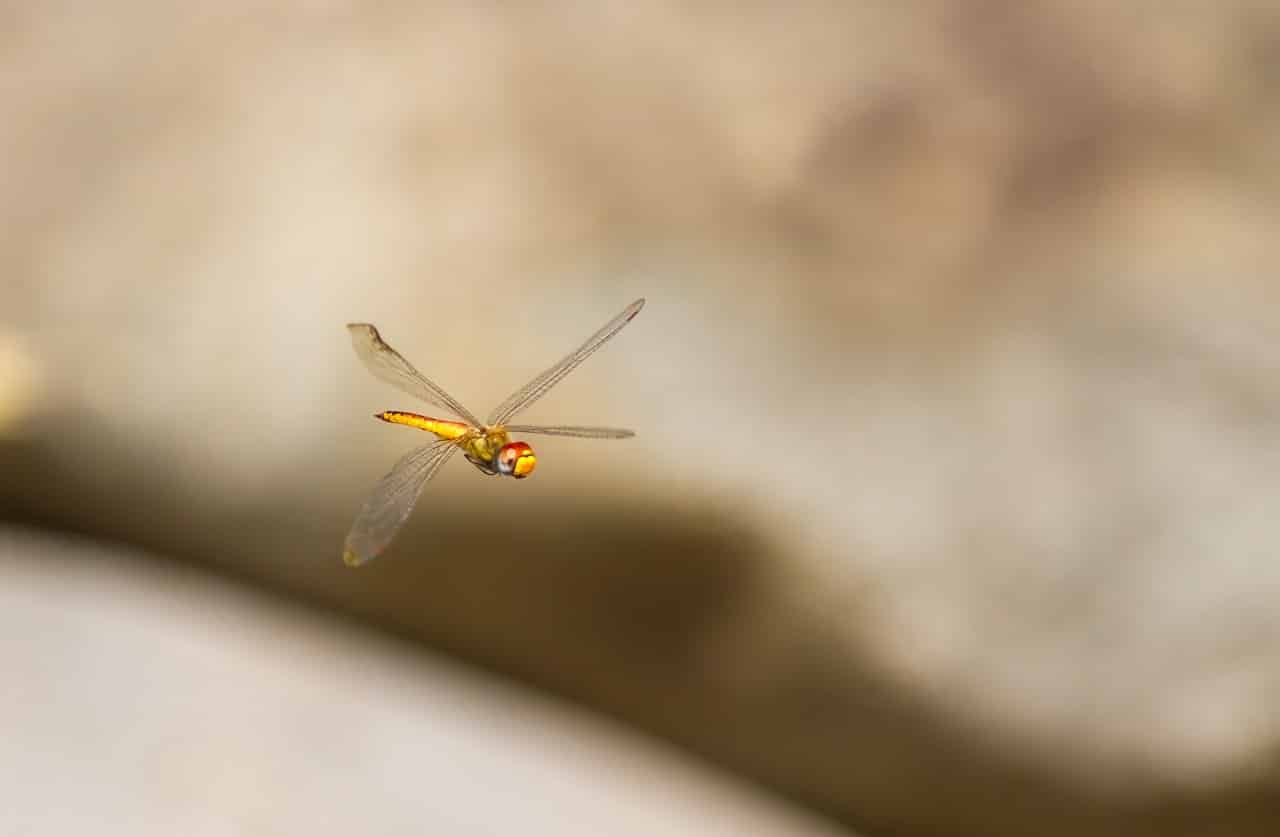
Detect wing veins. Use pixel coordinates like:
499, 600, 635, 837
347, 323, 483, 428
343, 441, 459, 566
486, 299, 645, 427
504, 424, 635, 439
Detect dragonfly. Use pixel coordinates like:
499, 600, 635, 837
342, 298, 645, 567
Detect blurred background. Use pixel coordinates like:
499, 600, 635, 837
3, 2, 1280, 835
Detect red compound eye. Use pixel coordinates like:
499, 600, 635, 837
497, 442, 536, 478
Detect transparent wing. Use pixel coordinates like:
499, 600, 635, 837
343, 441, 460, 567
505, 424, 634, 439
487, 298, 645, 427
348, 323, 484, 428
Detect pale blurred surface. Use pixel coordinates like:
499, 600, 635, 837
0, 526, 846, 837
3, 2, 1280, 835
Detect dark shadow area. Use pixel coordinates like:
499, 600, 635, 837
3, 414, 1276, 837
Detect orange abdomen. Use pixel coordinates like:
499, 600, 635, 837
375, 411, 470, 441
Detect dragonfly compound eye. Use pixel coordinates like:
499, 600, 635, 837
498, 442, 536, 479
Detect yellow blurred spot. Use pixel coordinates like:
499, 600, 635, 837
342, 549, 363, 568
0, 332, 42, 438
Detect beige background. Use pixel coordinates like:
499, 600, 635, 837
2, 3, 1279, 835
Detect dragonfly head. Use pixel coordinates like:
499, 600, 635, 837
496, 441, 536, 479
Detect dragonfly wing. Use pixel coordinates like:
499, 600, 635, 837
505, 424, 634, 439
348, 323, 484, 428
343, 441, 460, 567
486, 298, 645, 426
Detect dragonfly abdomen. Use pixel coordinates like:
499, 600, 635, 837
375, 411, 470, 441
